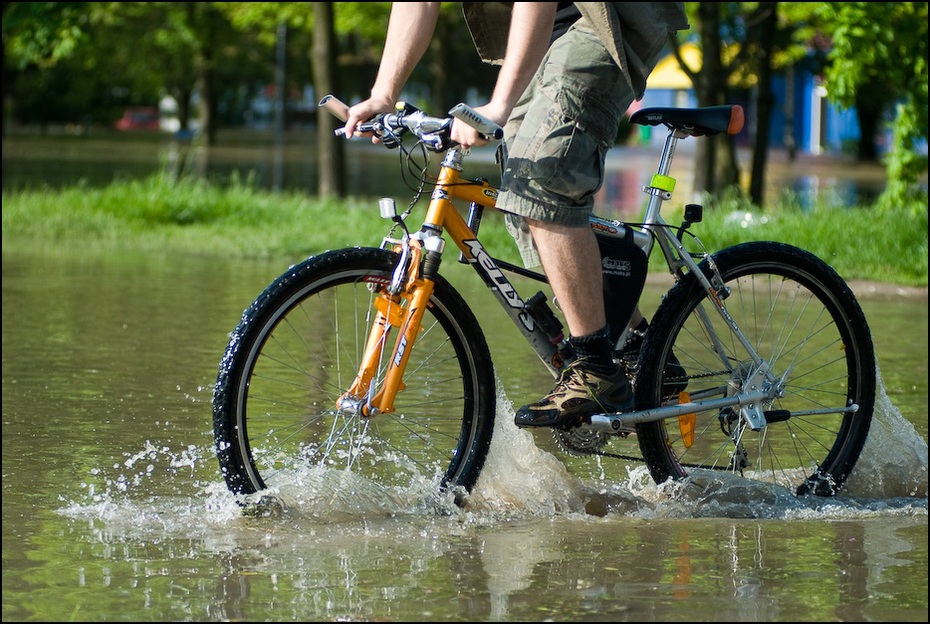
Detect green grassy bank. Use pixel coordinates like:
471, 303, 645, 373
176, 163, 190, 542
2, 173, 927, 287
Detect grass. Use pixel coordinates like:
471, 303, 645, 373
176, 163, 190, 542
2, 171, 927, 287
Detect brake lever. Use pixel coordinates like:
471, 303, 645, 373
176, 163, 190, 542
420, 133, 447, 151
333, 117, 386, 139
380, 125, 402, 149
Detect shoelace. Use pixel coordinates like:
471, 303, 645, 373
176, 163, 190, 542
543, 367, 605, 408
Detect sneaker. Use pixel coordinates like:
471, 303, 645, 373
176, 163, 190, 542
514, 360, 634, 429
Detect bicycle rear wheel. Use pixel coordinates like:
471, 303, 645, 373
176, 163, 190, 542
635, 241, 875, 496
212, 247, 496, 502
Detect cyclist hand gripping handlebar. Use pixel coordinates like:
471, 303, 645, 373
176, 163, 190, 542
343, 3, 543, 150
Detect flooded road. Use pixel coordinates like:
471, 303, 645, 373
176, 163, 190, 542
2, 244, 926, 621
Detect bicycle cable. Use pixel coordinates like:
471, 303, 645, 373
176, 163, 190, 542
393, 136, 492, 232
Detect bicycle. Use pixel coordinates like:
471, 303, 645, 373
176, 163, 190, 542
212, 95, 876, 507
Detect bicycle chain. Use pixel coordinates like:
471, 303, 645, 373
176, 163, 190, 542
553, 418, 735, 472
574, 442, 735, 472
563, 442, 731, 472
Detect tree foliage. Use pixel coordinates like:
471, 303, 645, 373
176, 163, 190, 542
2, 1, 93, 68
782, 1, 928, 208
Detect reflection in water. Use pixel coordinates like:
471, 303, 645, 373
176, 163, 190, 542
2, 246, 927, 622
53, 467, 928, 621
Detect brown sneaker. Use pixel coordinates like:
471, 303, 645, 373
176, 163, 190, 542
514, 360, 634, 429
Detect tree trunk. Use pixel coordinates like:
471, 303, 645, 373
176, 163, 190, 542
854, 89, 883, 162
692, 2, 742, 200
749, 2, 778, 207
692, 3, 724, 199
313, 2, 345, 198
428, 14, 451, 115
197, 59, 216, 146
172, 86, 193, 132
190, 2, 217, 147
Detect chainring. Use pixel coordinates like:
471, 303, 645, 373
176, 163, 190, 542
551, 423, 633, 457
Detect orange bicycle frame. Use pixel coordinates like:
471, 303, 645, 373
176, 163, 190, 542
338, 150, 499, 416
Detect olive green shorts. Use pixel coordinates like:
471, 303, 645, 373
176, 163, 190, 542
498, 21, 636, 268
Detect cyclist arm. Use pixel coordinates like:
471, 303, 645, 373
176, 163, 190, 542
452, 2, 557, 148
343, 2, 441, 139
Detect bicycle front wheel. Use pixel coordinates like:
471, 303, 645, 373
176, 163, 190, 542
635, 241, 875, 496
212, 247, 496, 501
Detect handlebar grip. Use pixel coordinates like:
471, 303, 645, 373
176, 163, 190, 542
448, 103, 504, 140
318, 94, 349, 122
320, 95, 396, 139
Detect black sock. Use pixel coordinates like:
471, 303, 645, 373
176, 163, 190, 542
569, 325, 617, 375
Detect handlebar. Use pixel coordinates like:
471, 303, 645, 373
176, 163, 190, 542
318, 94, 504, 152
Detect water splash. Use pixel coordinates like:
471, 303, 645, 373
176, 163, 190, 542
60, 438, 246, 538
843, 364, 928, 498
465, 372, 927, 521
59, 367, 926, 535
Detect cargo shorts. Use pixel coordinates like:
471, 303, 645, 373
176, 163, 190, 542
498, 21, 636, 268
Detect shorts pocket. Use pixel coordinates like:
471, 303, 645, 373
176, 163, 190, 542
503, 92, 609, 213
536, 112, 607, 206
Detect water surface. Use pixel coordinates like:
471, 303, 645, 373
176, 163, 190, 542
2, 244, 926, 621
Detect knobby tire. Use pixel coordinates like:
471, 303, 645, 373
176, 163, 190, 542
634, 241, 875, 496
212, 247, 496, 502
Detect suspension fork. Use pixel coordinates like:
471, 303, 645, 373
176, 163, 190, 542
336, 151, 490, 416
337, 240, 436, 416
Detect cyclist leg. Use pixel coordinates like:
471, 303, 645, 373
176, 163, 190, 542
498, 23, 636, 428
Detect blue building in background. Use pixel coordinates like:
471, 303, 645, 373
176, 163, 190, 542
639, 45, 867, 157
